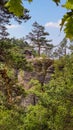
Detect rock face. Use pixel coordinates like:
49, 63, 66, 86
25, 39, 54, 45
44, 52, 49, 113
18, 58, 54, 107
23, 58, 54, 86
21, 94, 38, 107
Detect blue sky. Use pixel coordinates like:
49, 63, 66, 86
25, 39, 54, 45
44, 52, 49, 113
6, 0, 67, 45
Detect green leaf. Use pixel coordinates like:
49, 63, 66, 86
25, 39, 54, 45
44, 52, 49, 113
28, 0, 33, 2
63, 0, 73, 10
5, 0, 24, 17
64, 17, 73, 39
60, 11, 73, 39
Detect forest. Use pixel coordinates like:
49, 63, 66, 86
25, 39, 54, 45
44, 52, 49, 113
0, 0, 73, 130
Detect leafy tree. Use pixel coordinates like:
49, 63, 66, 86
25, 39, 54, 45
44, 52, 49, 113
9, 49, 27, 77
0, 104, 26, 130
2, 0, 73, 40
24, 105, 48, 130
25, 54, 73, 130
0, 38, 13, 62
0, 7, 10, 38
0, 0, 31, 18
0, 0, 30, 38
52, 0, 73, 40
0, 64, 26, 106
5, 0, 32, 17
0, 0, 73, 40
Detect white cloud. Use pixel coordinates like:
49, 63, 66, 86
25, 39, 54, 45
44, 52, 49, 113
6, 24, 20, 29
45, 20, 61, 28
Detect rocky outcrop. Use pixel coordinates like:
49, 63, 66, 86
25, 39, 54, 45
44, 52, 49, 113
18, 57, 54, 107
23, 58, 54, 86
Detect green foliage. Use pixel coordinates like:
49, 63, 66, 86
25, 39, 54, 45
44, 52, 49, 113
26, 21, 52, 56
63, 0, 73, 10
5, 0, 24, 17
24, 54, 73, 130
5, 0, 32, 17
1, 0, 73, 40
24, 105, 48, 130
9, 48, 27, 70
0, 106, 26, 130
28, 0, 33, 2
60, 11, 73, 39
0, 65, 26, 129
0, 38, 12, 62
52, 0, 73, 39
0, 38, 31, 72
0, 37, 73, 130
53, 37, 68, 58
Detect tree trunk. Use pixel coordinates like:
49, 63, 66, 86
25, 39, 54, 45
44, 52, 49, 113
38, 45, 41, 56
14, 68, 19, 78
64, 47, 66, 55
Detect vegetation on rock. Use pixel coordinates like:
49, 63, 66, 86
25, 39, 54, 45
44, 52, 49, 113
0, 0, 73, 130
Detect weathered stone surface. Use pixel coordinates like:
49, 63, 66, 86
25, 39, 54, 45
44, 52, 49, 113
20, 94, 38, 107
18, 58, 54, 107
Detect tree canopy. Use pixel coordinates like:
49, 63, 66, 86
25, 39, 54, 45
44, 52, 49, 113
52, 0, 73, 40
0, 1, 73, 130
1, 0, 72, 40
26, 21, 52, 56
0, 0, 30, 38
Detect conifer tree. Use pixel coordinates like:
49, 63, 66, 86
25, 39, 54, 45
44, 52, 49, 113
26, 22, 52, 56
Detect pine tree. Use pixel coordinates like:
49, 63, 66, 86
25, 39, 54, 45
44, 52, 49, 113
26, 21, 52, 56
